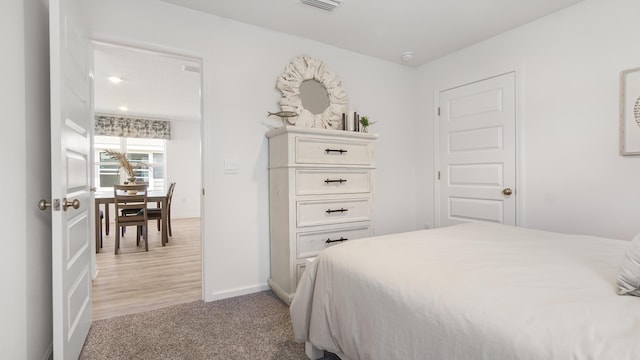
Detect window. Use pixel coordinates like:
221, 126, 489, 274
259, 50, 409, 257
94, 136, 166, 191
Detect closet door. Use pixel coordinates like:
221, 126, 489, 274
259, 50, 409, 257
437, 72, 516, 226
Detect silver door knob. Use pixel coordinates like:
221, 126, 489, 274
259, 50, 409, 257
63, 198, 80, 211
503, 188, 513, 196
38, 199, 51, 211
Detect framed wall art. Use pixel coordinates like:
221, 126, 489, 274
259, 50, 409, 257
620, 67, 640, 155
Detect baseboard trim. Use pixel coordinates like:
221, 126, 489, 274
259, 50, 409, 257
268, 278, 294, 305
207, 283, 270, 302
173, 215, 201, 220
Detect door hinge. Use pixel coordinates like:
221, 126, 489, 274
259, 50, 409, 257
437, 107, 441, 116
437, 171, 441, 180
202, 188, 205, 196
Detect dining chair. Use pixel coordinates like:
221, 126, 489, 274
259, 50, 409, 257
113, 184, 148, 254
144, 182, 176, 240
104, 207, 110, 235
98, 210, 104, 248
120, 182, 148, 236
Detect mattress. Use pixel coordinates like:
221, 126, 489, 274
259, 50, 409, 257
290, 222, 640, 360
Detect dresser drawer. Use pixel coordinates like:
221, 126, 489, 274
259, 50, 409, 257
296, 226, 371, 259
296, 169, 371, 196
295, 137, 373, 166
297, 198, 371, 228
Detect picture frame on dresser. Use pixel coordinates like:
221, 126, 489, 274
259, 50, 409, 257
266, 126, 378, 304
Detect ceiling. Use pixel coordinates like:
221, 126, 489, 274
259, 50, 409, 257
94, 0, 585, 120
93, 43, 202, 121
159, 0, 585, 67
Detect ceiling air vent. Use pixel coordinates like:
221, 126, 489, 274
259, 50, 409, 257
301, 0, 343, 12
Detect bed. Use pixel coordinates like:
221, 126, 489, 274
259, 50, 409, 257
290, 222, 640, 360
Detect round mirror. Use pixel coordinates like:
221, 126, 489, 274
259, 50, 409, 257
299, 80, 330, 115
276, 55, 348, 129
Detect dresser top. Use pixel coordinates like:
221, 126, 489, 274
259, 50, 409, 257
266, 125, 379, 140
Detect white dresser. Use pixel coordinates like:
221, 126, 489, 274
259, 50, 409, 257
266, 126, 377, 304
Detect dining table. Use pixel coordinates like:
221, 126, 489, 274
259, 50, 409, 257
94, 190, 168, 253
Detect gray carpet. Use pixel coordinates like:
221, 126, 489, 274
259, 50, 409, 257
80, 291, 339, 360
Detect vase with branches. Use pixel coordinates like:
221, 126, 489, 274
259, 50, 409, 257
105, 149, 146, 184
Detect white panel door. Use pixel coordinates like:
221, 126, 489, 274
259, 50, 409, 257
50, 0, 92, 358
438, 72, 516, 226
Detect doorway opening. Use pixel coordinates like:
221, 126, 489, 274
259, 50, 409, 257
91, 41, 203, 319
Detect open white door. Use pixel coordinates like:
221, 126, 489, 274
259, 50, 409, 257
50, 0, 92, 358
437, 72, 516, 227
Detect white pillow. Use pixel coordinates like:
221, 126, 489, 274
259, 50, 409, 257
618, 232, 640, 296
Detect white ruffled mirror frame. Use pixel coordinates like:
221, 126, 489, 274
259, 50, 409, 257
276, 55, 348, 129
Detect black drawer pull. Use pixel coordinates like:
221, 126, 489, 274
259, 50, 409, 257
326, 237, 348, 244
325, 148, 347, 154
324, 178, 347, 184
326, 208, 348, 214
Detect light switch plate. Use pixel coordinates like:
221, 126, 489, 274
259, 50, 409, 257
224, 160, 239, 174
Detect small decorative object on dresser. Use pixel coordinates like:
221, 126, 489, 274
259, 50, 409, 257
266, 126, 378, 304
359, 115, 375, 133
267, 111, 299, 120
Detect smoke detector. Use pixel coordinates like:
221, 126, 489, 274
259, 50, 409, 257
301, 0, 343, 12
401, 51, 415, 61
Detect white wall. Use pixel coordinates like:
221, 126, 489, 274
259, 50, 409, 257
87, 0, 419, 300
0, 0, 53, 359
417, 0, 640, 240
0, 1, 28, 357
166, 119, 201, 218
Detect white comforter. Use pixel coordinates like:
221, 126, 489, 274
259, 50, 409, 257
290, 223, 640, 360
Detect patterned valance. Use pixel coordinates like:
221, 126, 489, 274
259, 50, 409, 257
94, 114, 171, 140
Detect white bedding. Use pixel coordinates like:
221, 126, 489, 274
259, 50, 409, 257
290, 223, 640, 360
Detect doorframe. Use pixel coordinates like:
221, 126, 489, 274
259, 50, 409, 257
433, 67, 525, 228
88, 39, 206, 299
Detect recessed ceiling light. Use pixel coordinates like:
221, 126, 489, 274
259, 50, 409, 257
108, 76, 123, 84
401, 52, 415, 61
118, 106, 128, 111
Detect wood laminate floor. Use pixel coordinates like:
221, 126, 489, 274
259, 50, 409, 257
92, 217, 202, 320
